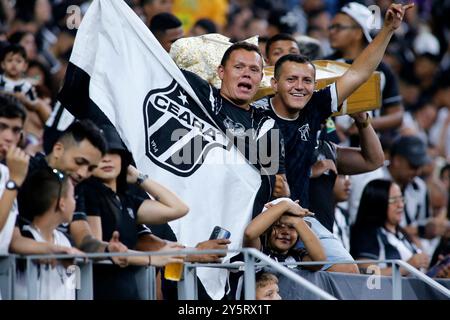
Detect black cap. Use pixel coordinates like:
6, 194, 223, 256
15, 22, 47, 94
391, 135, 431, 168
101, 125, 133, 166
268, 9, 297, 34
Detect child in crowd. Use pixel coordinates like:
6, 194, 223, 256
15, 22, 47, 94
351, 179, 429, 275
0, 44, 36, 103
244, 197, 326, 271
255, 272, 282, 300
15, 168, 83, 300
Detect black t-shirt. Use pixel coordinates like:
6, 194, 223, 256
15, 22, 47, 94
181, 70, 285, 174
79, 177, 146, 249
79, 178, 149, 300
308, 138, 338, 232
181, 70, 285, 215
252, 84, 338, 208
16, 153, 86, 237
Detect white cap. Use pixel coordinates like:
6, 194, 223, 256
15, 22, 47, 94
340, 2, 374, 43
414, 31, 440, 56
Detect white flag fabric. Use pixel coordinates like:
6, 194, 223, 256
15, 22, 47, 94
61, 0, 262, 299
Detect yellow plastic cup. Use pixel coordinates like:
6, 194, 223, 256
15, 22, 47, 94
164, 262, 184, 281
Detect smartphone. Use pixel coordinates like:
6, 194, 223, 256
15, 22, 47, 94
426, 254, 450, 278
209, 226, 231, 240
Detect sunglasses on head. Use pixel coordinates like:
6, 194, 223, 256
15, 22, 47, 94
50, 168, 66, 212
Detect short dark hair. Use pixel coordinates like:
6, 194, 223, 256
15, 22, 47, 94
0, 43, 27, 62
192, 18, 217, 34
8, 31, 33, 46
20, 168, 70, 218
220, 42, 263, 67
274, 54, 316, 79
297, 35, 323, 60
0, 93, 26, 122
150, 12, 182, 34
268, 9, 297, 34
56, 119, 107, 155
265, 33, 298, 58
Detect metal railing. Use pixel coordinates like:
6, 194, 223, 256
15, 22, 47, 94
178, 248, 336, 300
2, 250, 449, 300
178, 256, 450, 300
1, 249, 334, 300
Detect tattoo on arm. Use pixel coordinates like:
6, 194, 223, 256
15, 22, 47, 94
79, 235, 105, 253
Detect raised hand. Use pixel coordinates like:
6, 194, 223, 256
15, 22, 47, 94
126, 165, 140, 184
6, 146, 29, 187
384, 3, 415, 31
286, 200, 314, 218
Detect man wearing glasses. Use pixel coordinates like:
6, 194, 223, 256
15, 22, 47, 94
327, 2, 404, 140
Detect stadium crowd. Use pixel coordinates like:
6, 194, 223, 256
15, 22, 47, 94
0, 0, 449, 300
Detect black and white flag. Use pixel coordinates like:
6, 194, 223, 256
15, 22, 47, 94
58, 0, 264, 299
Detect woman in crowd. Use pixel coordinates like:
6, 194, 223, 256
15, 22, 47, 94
350, 179, 429, 275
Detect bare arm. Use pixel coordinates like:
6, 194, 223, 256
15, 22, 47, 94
357, 252, 428, 276
243, 200, 293, 249
293, 220, 326, 271
272, 174, 290, 198
335, 3, 414, 106
127, 242, 185, 267
243, 199, 311, 249
369, 104, 404, 131
336, 112, 384, 174
0, 189, 17, 232
134, 233, 168, 251
0, 146, 29, 231
126, 166, 189, 224
356, 261, 400, 276
185, 239, 231, 263
70, 219, 105, 252
9, 227, 72, 254
13, 93, 51, 124
86, 216, 103, 241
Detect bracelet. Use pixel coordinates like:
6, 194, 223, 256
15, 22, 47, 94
136, 172, 149, 186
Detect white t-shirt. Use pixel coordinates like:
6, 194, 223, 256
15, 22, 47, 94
15, 225, 75, 300
430, 107, 450, 159
0, 164, 18, 254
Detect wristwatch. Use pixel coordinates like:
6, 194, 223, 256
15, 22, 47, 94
5, 180, 19, 191
136, 172, 148, 186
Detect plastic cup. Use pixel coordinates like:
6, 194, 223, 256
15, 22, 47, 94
164, 262, 184, 281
